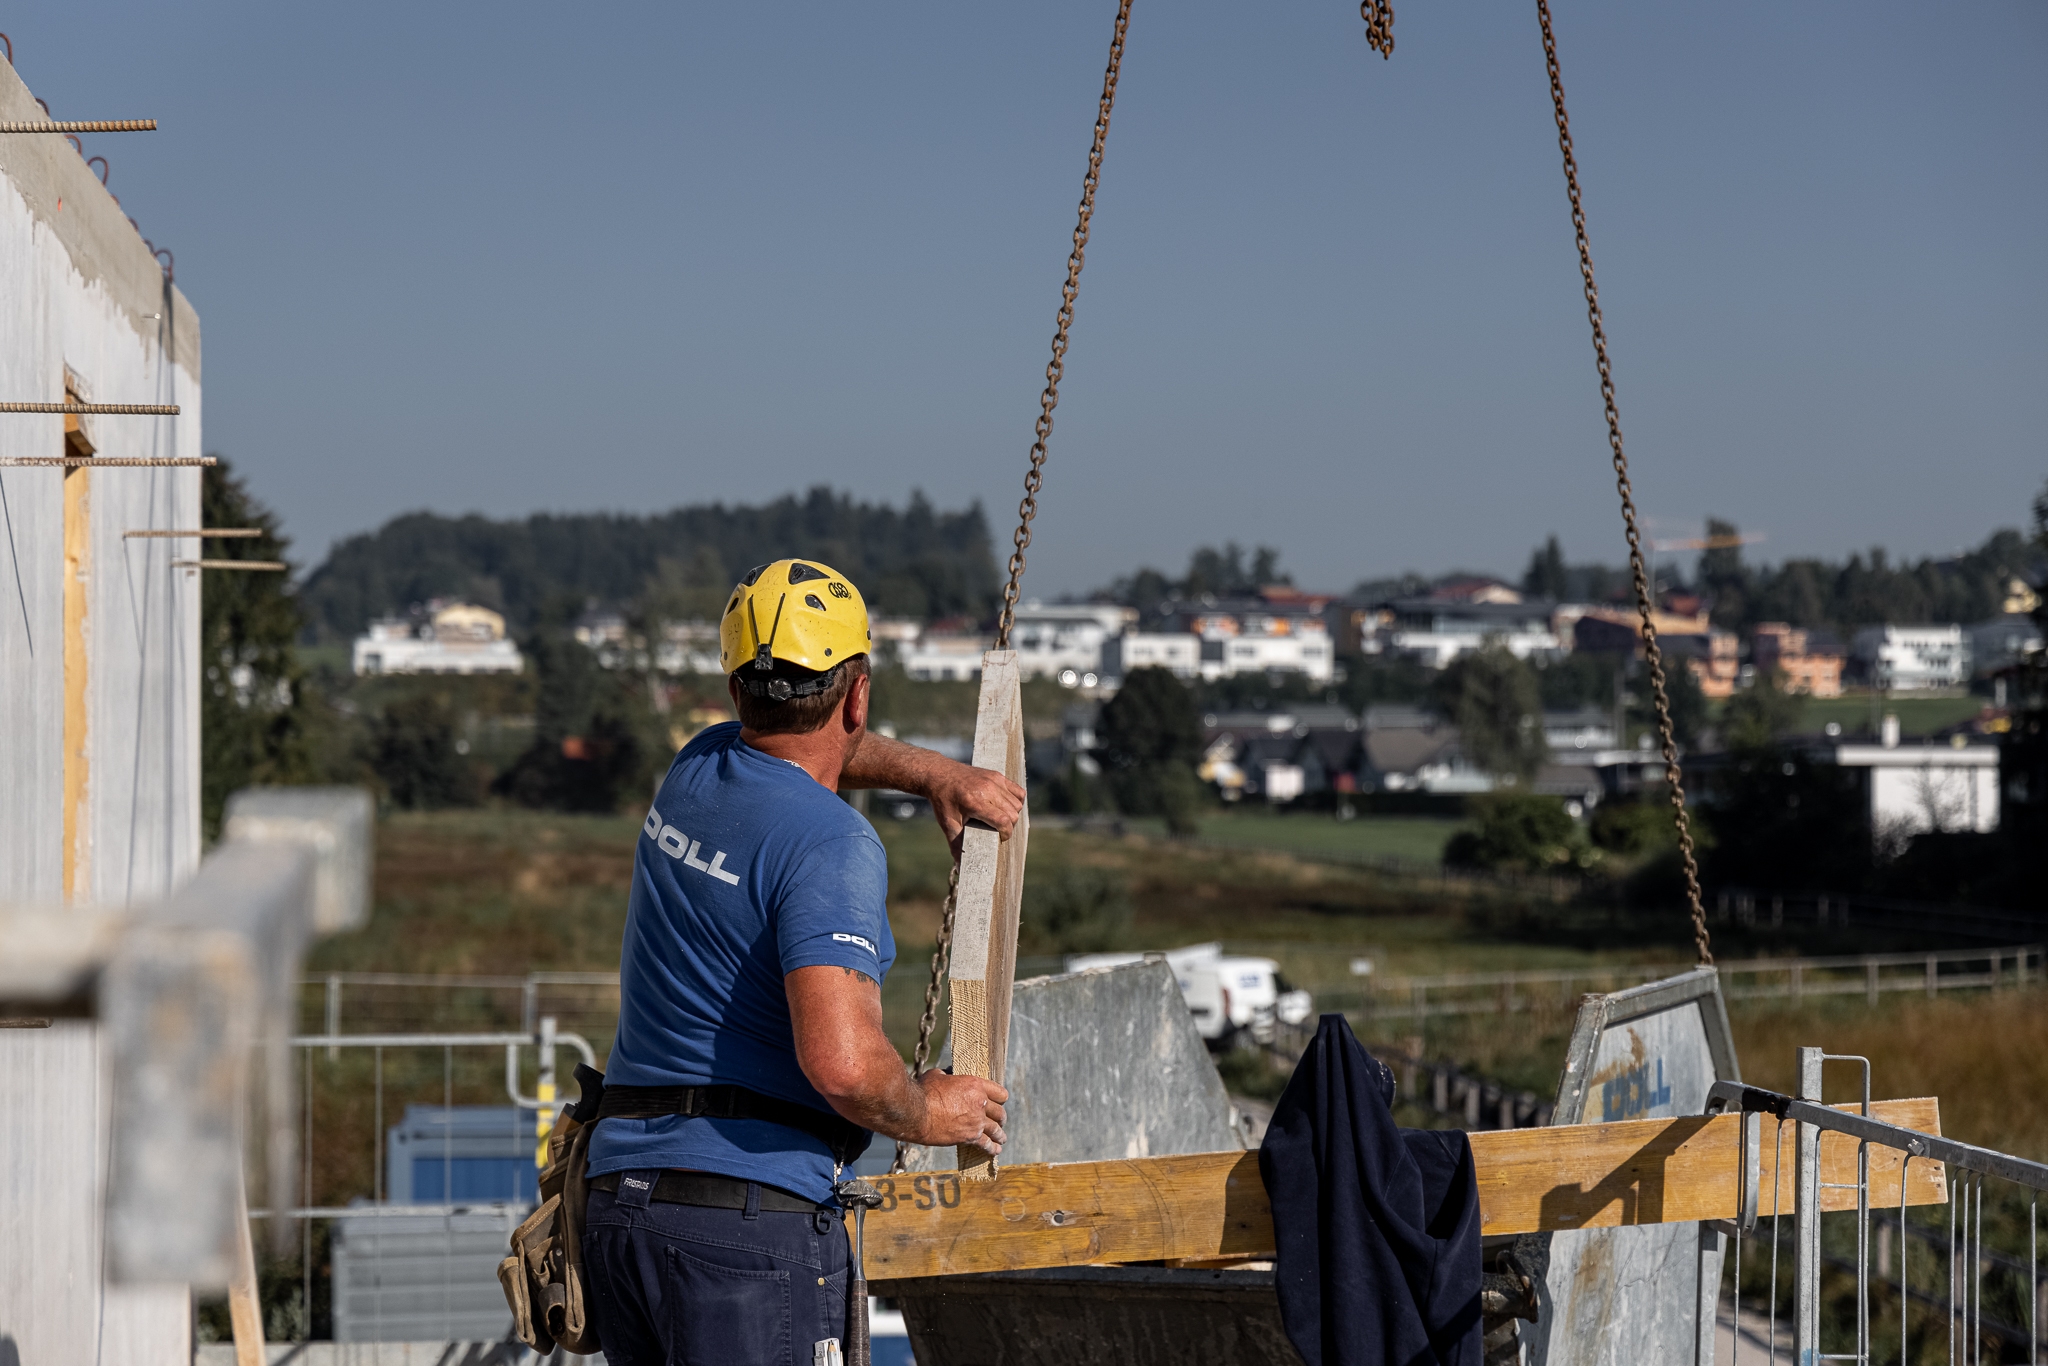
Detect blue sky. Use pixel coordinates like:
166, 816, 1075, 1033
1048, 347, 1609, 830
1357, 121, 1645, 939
13, 1, 2045, 595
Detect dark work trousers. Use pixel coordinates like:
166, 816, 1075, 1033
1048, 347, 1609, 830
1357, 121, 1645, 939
583, 1178, 850, 1366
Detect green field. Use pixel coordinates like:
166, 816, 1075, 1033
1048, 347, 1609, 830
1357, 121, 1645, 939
1738, 690, 1990, 740
1118, 808, 1469, 866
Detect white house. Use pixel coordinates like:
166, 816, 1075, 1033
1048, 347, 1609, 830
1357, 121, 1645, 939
900, 632, 991, 682
1834, 738, 2000, 839
1203, 629, 1335, 683
1009, 601, 1136, 680
1370, 597, 1563, 668
1102, 631, 1201, 680
355, 601, 524, 675
1850, 625, 1967, 692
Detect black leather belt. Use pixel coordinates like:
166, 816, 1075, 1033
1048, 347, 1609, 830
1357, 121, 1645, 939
589, 1169, 833, 1215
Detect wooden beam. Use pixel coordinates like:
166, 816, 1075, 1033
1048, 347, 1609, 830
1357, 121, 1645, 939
864, 1098, 1945, 1282
947, 649, 1029, 1181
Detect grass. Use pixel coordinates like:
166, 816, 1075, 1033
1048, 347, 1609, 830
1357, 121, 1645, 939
305, 806, 2048, 1182
1116, 808, 1469, 865
1753, 691, 1990, 740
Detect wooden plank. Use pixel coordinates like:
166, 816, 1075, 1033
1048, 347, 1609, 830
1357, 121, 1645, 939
864, 1098, 1945, 1281
947, 649, 1029, 1181
228, 1163, 265, 1366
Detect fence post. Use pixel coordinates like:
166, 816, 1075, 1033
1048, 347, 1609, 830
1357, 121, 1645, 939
325, 974, 341, 1064
1927, 956, 1938, 999
1866, 960, 1879, 1009
1794, 1046, 1825, 1363
1989, 950, 2000, 993
1792, 963, 1803, 1004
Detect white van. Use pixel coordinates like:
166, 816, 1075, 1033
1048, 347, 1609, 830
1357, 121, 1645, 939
1065, 942, 1313, 1048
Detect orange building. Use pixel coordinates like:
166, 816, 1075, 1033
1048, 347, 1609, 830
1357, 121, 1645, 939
1752, 622, 1845, 698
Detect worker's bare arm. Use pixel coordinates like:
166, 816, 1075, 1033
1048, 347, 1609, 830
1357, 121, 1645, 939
840, 731, 1024, 842
786, 965, 1007, 1152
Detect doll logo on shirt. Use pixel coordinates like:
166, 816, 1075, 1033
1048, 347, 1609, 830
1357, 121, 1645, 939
642, 806, 743, 886
831, 932, 878, 957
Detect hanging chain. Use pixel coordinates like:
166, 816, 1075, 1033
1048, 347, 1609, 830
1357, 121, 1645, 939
892, 857, 963, 1175
1535, 0, 1710, 966
897, 0, 1135, 1171
993, 0, 1134, 650
1360, 0, 1395, 58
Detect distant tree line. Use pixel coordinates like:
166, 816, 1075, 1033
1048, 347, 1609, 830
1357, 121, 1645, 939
1098, 542, 1291, 610
298, 487, 1000, 642
1521, 521, 2039, 631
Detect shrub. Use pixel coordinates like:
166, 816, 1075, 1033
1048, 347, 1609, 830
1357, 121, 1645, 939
1444, 792, 1598, 875
1020, 865, 1133, 953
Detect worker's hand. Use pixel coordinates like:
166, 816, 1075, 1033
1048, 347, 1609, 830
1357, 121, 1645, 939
927, 761, 1025, 847
911, 1071, 1008, 1154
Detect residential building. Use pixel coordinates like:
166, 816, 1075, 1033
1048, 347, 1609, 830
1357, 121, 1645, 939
1199, 705, 1361, 802
1752, 623, 1845, 698
571, 611, 725, 674
1367, 597, 1562, 668
1966, 616, 2042, 679
900, 632, 991, 682
1102, 631, 1200, 681
355, 600, 524, 675
1134, 592, 1338, 683
0, 54, 207, 1360
1851, 625, 1967, 692
1571, 603, 1714, 656
1357, 705, 1495, 794
1665, 629, 1740, 699
1010, 601, 1137, 680
1544, 708, 1618, 754
1835, 737, 2000, 838
869, 616, 924, 667
1200, 627, 1335, 682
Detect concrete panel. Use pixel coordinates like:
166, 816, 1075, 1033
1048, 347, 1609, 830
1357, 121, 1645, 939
0, 56, 201, 1366
0, 1023, 102, 1363
908, 960, 1242, 1170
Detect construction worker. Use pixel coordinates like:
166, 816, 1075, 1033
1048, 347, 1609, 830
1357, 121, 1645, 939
581, 558, 1018, 1364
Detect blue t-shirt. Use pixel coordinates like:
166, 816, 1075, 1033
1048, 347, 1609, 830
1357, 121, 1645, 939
586, 722, 895, 1203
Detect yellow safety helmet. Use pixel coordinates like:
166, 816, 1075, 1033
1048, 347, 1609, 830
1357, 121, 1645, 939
719, 558, 871, 698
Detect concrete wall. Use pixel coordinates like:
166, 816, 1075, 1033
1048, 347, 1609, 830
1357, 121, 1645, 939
0, 51, 202, 1366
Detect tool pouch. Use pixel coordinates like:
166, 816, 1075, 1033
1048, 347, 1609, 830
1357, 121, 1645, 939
498, 1063, 606, 1355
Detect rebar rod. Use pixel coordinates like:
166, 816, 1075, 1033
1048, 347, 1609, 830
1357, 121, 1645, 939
124, 528, 262, 539
0, 456, 212, 467
0, 402, 178, 413
171, 559, 287, 571
0, 119, 155, 132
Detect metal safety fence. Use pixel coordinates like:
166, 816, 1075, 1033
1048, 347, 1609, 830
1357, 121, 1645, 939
295, 943, 2045, 1048
1709, 1050, 2046, 1365
246, 1021, 592, 1342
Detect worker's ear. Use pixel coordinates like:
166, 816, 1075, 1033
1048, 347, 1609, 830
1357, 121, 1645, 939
727, 674, 743, 712
842, 670, 871, 736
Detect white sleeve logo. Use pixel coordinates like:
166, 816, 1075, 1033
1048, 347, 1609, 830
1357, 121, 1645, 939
642, 806, 743, 886
831, 932, 878, 956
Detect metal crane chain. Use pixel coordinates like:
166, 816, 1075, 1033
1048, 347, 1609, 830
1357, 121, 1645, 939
1360, 0, 1395, 58
1535, 0, 1711, 966
895, 1, 1134, 1173
993, 0, 1134, 651
891, 857, 962, 1174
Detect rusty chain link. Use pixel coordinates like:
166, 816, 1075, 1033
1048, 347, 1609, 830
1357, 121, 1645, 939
1360, 0, 1395, 58
993, 0, 1134, 651
1535, 0, 1711, 966
891, 856, 962, 1174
